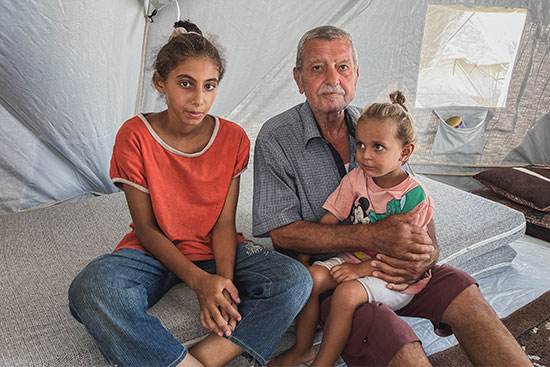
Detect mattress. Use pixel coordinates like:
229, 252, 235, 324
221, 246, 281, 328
0, 173, 526, 366
418, 176, 525, 276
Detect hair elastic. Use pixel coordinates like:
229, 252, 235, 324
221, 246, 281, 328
169, 26, 201, 41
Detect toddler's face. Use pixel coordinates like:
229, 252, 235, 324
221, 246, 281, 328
355, 118, 406, 182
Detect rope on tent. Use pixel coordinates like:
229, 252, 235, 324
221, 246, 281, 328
136, 3, 152, 115
138, 0, 181, 114
147, 0, 179, 23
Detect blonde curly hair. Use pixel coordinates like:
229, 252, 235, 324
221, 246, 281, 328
358, 90, 417, 145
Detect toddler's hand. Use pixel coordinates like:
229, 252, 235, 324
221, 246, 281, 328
330, 263, 362, 283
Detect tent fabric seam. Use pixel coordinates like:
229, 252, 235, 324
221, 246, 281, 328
471, 261, 513, 277
439, 221, 526, 264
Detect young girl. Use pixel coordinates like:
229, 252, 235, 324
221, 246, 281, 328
271, 91, 434, 366
68, 20, 311, 367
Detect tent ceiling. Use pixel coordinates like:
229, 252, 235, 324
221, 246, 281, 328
0, 0, 548, 213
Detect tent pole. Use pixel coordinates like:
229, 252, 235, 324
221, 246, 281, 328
135, 2, 152, 115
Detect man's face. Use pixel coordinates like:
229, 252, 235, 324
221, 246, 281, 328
294, 38, 359, 116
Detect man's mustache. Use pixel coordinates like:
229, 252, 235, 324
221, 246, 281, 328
317, 85, 345, 96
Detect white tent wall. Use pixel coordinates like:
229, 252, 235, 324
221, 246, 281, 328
0, 0, 145, 213
141, 0, 550, 190
1, 0, 549, 214
409, 1, 550, 188
140, 1, 377, 124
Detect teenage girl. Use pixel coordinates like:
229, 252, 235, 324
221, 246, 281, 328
271, 91, 434, 367
69, 20, 312, 367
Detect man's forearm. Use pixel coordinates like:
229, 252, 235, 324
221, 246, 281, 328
270, 220, 379, 254
271, 213, 435, 262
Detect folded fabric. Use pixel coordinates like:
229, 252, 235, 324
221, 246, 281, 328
473, 165, 550, 212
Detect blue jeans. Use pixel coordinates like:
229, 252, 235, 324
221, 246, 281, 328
68, 242, 312, 366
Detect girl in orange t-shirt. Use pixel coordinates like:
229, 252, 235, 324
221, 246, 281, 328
69, 20, 311, 367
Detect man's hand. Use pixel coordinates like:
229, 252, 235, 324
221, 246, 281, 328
364, 212, 433, 260
368, 215, 438, 288
193, 273, 241, 337
371, 253, 433, 288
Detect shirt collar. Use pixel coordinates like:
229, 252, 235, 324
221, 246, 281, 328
299, 101, 359, 147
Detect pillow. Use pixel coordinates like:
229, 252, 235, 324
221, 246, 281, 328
473, 165, 550, 212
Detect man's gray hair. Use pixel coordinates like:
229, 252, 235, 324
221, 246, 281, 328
295, 25, 358, 71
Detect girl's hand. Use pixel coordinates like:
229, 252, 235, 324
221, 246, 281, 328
220, 289, 239, 333
194, 273, 241, 337
330, 263, 364, 283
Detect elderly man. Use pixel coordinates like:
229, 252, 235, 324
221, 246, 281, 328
253, 25, 529, 366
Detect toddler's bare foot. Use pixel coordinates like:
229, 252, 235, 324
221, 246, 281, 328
268, 346, 315, 366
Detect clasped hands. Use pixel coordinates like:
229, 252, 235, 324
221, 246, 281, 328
299, 212, 435, 290
193, 273, 241, 337
367, 212, 435, 289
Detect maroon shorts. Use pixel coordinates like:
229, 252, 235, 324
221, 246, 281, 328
319, 264, 476, 367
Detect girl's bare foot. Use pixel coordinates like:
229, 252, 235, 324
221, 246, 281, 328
268, 346, 315, 366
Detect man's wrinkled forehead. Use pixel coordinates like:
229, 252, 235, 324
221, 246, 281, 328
302, 38, 356, 66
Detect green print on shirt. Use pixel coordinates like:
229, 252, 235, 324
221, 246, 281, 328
352, 185, 426, 225
352, 185, 427, 260
369, 185, 427, 223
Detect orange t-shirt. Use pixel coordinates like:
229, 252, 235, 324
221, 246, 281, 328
110, 114, 249, 261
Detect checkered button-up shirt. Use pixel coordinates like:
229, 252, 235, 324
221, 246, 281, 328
252, 102, 362, 240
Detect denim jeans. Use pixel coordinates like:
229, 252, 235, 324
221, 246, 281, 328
68, 242, 312, 366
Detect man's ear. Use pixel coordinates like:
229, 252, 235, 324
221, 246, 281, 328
153, 72, 166, 94
400, 143, 415, 164
293, 67, 305, 94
